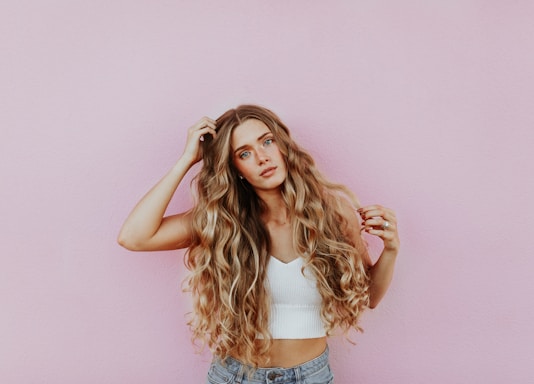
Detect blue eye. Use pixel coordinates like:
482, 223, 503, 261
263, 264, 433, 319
264, 138, 273, 146
239, 151, 251, 159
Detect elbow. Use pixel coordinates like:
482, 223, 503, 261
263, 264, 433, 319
117, 233, 132, 250
368, 298, 378, 309
368, 293, 382, 309
117, 230, 141, 251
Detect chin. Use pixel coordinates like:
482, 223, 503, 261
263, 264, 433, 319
268, 176, 287, 190
253, 177, 286, 192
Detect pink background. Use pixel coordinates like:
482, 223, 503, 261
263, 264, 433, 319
1, 1, 533, 383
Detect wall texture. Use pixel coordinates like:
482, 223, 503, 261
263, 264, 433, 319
1, 1, 533, 383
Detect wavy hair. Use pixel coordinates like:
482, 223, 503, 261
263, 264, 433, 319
184, 105, 370, 367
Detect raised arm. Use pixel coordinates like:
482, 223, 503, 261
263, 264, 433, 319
117, 117, 217, 251
358, 204, 399, 308
342, 202, 400, 308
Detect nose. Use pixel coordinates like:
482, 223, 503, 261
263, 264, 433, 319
257, 147, 270, 164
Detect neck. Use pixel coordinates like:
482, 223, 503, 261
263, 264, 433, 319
257, 189, 289, 225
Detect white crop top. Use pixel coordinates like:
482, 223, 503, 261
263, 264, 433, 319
265, 256, 326, 339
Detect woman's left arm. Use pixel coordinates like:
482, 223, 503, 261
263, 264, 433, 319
357, 204, 400, 308
341, 201, 399, 308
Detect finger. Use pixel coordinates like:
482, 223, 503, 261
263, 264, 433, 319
358, 206, 386, 220
199, 116, 217, 128
189, 123, 217, 135
201, 116, 216, 124
358, 205, 396, 222
358, 204, 384, 215
365, 228, 390, 237
199, 121, 217, 131
191, 126, 217, 141
365, 227, 400, 251
364, 223, 398, 240
362, 217, 395, 231
190, 117, 217, 132
365, 229, 398, 248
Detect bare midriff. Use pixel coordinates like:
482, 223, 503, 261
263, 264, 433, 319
231, 337, 327, 368
268, 337, 327, 367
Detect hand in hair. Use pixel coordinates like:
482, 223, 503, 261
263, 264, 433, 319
182, 116, 217, 165
357, 204, 399, 308
358, 205, 399, 252
117, 116, 217, 251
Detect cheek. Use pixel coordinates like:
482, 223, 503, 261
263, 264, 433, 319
232, 160, 243, 174
275, 147, 287, 166
233, 159, 251, 177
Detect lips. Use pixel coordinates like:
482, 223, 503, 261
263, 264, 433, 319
260, 166, 277, 177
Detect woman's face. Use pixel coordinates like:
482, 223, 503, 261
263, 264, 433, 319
231, 119, 287, 193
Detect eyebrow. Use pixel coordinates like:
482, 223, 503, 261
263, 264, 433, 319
233, 131, 272, 155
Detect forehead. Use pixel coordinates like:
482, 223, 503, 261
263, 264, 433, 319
230, 119, 271, 149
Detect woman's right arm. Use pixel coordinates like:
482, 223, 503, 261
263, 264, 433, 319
117, 117, 217, 251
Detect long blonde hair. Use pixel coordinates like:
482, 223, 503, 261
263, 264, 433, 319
185, 105, 370, 367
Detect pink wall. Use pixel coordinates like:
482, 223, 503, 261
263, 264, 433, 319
1, 1, 533, 383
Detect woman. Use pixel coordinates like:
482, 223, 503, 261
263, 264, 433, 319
118, 105, 399, 383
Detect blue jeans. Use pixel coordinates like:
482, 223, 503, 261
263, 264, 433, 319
206, 346, 333, 384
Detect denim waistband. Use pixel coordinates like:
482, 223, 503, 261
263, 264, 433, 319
218, 346, 329, 383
